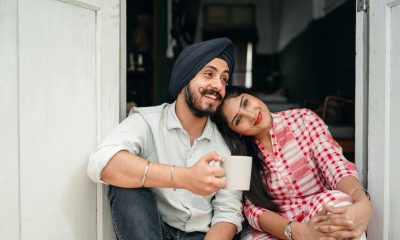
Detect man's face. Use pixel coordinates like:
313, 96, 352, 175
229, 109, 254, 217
184, 58, 230, 117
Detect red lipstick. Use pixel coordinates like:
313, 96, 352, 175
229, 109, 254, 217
254, 112, 262, 125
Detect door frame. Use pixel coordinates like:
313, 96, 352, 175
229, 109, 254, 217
95, 0, 125, 239
355, 3, 369, 187
109, 1, 371, 239
357, 1, 400, 238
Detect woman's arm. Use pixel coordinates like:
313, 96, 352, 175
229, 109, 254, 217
314, 176, 372, 238
335, 175, 370, 202
302, 110, 371, 238
258, 209, 339, 240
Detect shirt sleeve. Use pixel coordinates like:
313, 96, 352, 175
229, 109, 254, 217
243, 195, 267, 232
211, 189, 244, 233
87, 113, 152, 184
304, 109, 359, 189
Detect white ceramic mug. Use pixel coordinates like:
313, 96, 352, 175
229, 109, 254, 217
221, 156, 252, 190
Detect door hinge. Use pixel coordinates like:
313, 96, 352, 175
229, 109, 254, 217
357, 0, 369, 12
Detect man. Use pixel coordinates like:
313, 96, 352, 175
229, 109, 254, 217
87, 38, 243, 239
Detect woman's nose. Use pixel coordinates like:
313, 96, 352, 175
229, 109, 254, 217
239, 109, 256, 120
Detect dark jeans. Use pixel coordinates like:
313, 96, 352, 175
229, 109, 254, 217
108, 186, 206, 240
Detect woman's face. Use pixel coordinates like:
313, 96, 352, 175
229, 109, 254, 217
221, 93, 272, 137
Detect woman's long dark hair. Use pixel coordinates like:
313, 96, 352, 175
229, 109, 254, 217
211, 86, 280, 212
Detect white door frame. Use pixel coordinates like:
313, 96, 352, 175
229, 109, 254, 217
120, 0, 127, 122
355, 2, 369, 187
96, 1, 126, 239
359, 0, 400, 238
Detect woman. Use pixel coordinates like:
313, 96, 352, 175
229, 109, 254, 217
211, 86, 371, 240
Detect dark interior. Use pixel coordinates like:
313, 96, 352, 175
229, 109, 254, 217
126, 0, 356, 161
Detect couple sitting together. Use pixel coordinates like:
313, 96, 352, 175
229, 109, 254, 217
87, 38, 371, 240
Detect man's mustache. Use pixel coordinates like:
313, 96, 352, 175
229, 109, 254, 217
198, 88, 223, 101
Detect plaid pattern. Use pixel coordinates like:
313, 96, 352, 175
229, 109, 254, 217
243, 109, 358, 239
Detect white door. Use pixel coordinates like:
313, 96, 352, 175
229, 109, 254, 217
356, 0, 400, 239
0, 0, 122, 239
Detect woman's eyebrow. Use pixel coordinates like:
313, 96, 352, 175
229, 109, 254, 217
231, 95, 245, 126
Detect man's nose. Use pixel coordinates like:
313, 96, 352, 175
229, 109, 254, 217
210, 77, 224, 90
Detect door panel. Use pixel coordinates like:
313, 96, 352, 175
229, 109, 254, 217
0, 0, 121, 239
19, 0, 96, 239
367, 0, 400, 239
0, 1, 20, 239
388, 3, 400, 240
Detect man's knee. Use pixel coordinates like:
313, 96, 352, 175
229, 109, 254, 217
109, 186, 158, 219
109, 186, 155, 205
108, 186, 163, 239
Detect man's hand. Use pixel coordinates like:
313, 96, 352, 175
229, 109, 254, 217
182, 151, 226, 196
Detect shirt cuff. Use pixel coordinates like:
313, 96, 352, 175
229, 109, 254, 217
87, 145, 130, 184
211, 190, 244, 233
243, 197, 268, 232
331, 162, 359, 189
246, 208, 267, 232
211, 214, 243, 233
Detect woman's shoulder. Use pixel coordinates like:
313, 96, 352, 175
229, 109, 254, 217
273, 109, 322, 130
274, 108, 315, 118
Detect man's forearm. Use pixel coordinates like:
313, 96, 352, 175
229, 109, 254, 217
100, 150, 188, 189
205, 222, 237, 240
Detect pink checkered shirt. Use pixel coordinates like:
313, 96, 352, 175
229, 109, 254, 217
243, 109, 358, 240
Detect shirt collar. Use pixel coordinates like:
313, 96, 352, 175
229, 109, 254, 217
198, 118, 214, 141
166, 102, 182, 130
270, 112, 279, 134
166, 101, 213, 141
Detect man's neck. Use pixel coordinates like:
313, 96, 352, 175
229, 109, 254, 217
175, 98, 208, 145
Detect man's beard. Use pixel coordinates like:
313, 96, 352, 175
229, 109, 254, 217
184, 84, 222, 117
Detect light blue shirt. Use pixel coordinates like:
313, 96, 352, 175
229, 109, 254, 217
88, 102, 243, 233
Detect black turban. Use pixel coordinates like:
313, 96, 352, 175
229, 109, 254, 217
168, 37, 235, 98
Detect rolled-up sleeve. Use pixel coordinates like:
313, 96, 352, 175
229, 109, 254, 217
87, 113, 151, 183
211, 189, 243, 233
304, 109, 359, 189
243, 196, 267, 232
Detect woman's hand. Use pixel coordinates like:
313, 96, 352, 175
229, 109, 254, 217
291, 220, 336, 240
313, 199, 372, 239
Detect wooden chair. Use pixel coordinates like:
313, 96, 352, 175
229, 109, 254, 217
321, 96, 355, 162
